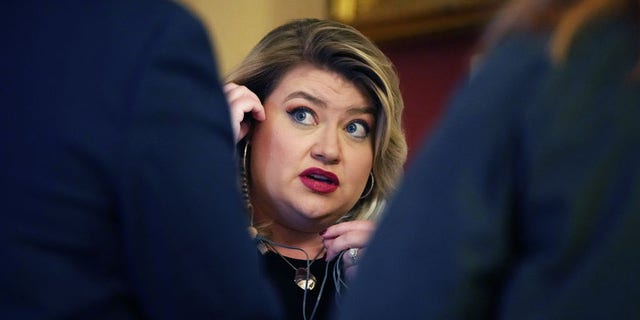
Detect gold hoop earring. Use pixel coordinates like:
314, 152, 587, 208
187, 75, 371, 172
241, 139, 250, 178
360, 172, 375, 199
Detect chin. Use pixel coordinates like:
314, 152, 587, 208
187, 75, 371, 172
305, 209, 345, 225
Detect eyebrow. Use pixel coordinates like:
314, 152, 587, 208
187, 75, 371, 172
283, 90, 376, 115
284, 91, 326, 107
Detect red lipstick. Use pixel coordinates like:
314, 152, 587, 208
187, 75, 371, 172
299, 167, 339, 193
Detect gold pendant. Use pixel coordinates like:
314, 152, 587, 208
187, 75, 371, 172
294, 267, 317, 290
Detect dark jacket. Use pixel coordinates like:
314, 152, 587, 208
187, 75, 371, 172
0, 1, 281, 318
340, 17, 640, 320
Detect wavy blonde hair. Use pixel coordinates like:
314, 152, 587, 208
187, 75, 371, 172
228, 19, 407, 228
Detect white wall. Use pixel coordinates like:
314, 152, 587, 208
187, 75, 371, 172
181, 0, 327, 76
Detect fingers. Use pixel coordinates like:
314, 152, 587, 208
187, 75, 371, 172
223, 83, 266, 142
341, 247, 366, 280
320, 220, 375, 262
322, 220, 375, 239
320, 221, 374, 282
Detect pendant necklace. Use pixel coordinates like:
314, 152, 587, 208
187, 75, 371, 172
262, 241, 325, 291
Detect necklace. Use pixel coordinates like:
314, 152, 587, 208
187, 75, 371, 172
261, 240, 325, 291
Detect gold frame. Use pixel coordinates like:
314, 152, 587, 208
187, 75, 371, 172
330, 0, 506, 42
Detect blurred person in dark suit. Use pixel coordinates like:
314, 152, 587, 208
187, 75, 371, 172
338, 0, 640, 319
0, 0, 281, 318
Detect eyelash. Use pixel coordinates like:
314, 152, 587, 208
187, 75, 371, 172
346, 120, 371, 139
286, 106, 372, 139
287, 107, 316, 126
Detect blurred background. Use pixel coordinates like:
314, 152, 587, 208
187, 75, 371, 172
180, 0, 505, 162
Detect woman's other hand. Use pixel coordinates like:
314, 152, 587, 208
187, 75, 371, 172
224, 83, 265, 143
320, 220, 376, 280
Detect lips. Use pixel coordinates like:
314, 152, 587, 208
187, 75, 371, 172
299, 167, 339, 193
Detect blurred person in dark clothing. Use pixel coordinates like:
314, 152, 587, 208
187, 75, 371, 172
0, 1, 281, 318
339, 0, 640, 319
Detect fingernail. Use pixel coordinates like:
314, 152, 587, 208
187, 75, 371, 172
319, 228, 327, 236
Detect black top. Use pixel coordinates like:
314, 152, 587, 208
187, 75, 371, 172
261, 250, 342, 320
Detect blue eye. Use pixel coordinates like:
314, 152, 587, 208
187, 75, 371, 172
345, 121, 370, 139
288, 107, 315, 126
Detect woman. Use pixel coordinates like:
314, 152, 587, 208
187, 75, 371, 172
224, 19, 407, 319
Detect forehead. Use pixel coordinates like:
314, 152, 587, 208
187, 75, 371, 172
269, 64, 372, 109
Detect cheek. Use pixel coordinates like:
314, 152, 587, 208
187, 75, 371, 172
347, 149, 374, 188
250, 120, 298, 180
252, 121, 290, 156
250, 126, 278, 178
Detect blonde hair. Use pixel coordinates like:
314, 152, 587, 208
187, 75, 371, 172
228, 19, 407, 227
480, 0, 638, 66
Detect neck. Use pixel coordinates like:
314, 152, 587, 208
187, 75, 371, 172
265, 223, 325, 260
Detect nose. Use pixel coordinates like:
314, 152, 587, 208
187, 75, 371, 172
311, 127, 341, 165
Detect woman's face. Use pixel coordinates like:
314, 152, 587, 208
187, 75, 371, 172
250, 64, 375, 233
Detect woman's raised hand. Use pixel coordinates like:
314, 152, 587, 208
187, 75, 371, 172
223, 83, 266, 143
320, 220, 376, 280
